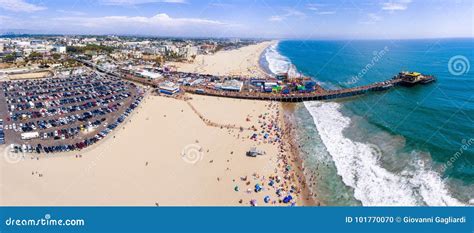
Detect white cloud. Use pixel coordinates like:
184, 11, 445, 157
360, 13, 382, 25
100, 0, 186, 5
0, 0, 46, 12
368, 13, 382, 21
57, 9, 86, 16
209, 3, 234, 8
285, 9, 306, 18
381, 0, 412, 11
0, 15, 11, 21
317, 11, 336, 15
307, 3, 336, 15
49, 13, 229, 35
268, 8, 306, 22
55, 13, 224, 27
0, 12, 241, 37
268, 16, 284, 22
307, 3, 326, 11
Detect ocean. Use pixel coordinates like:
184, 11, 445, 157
262, 39, 474, 206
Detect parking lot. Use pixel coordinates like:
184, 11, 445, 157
0, 119, 4, 145
0, 72, 144, 154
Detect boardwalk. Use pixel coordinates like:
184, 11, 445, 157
75, 57, 427, 102
182, 79, 402, 102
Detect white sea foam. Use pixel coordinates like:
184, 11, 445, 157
304, 101, 465, 206
264, 42, 291, 75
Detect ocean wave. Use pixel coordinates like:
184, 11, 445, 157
303, 101, 465, 206
264, 42, 291, 75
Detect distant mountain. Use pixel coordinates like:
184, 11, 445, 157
0, 29, 39, 37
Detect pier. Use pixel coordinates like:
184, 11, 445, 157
182, 77, 420, 102
75, 57, 435, 102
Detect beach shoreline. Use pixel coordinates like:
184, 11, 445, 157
0, 41, 316, 207
168, 41, 277, 78
281, 103, 318, 206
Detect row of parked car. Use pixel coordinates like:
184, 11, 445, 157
7, 98, 127, 133
3, 79, 128, 108
0, 119, 4, 145
3, 73, 122, 96
3, 75, 100, 100
8, 91, 131, 122
9, 96, 143, 154
41, 117, 109, 141
5, 77, 130, 113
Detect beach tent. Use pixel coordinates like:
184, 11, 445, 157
264, 196, 270, 203
283, 195, 293, 204
268, 180, 275, 187
250, 199, 257, 206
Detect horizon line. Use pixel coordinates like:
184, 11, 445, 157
0, 32, 473, 41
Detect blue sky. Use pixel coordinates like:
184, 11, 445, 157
0, 0, 472, 39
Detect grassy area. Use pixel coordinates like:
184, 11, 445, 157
67, 44, 115, 54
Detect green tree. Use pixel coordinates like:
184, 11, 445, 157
29, 52, 43, 60
52, 53, 61, 60
4, 54, 15, 63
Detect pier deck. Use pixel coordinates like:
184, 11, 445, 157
182, 79, 403, 102
75, 57, 431, 102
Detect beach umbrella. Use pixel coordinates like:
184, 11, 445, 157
264, 196, 270, 203
250, 199, 257, 207
283, 195, 293, 204
268, 180, 275, 187
234, 186, 239, 192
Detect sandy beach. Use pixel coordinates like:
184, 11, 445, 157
168, 41, 275, 77
0, 41, 313, 206
0, 94, 306, 206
